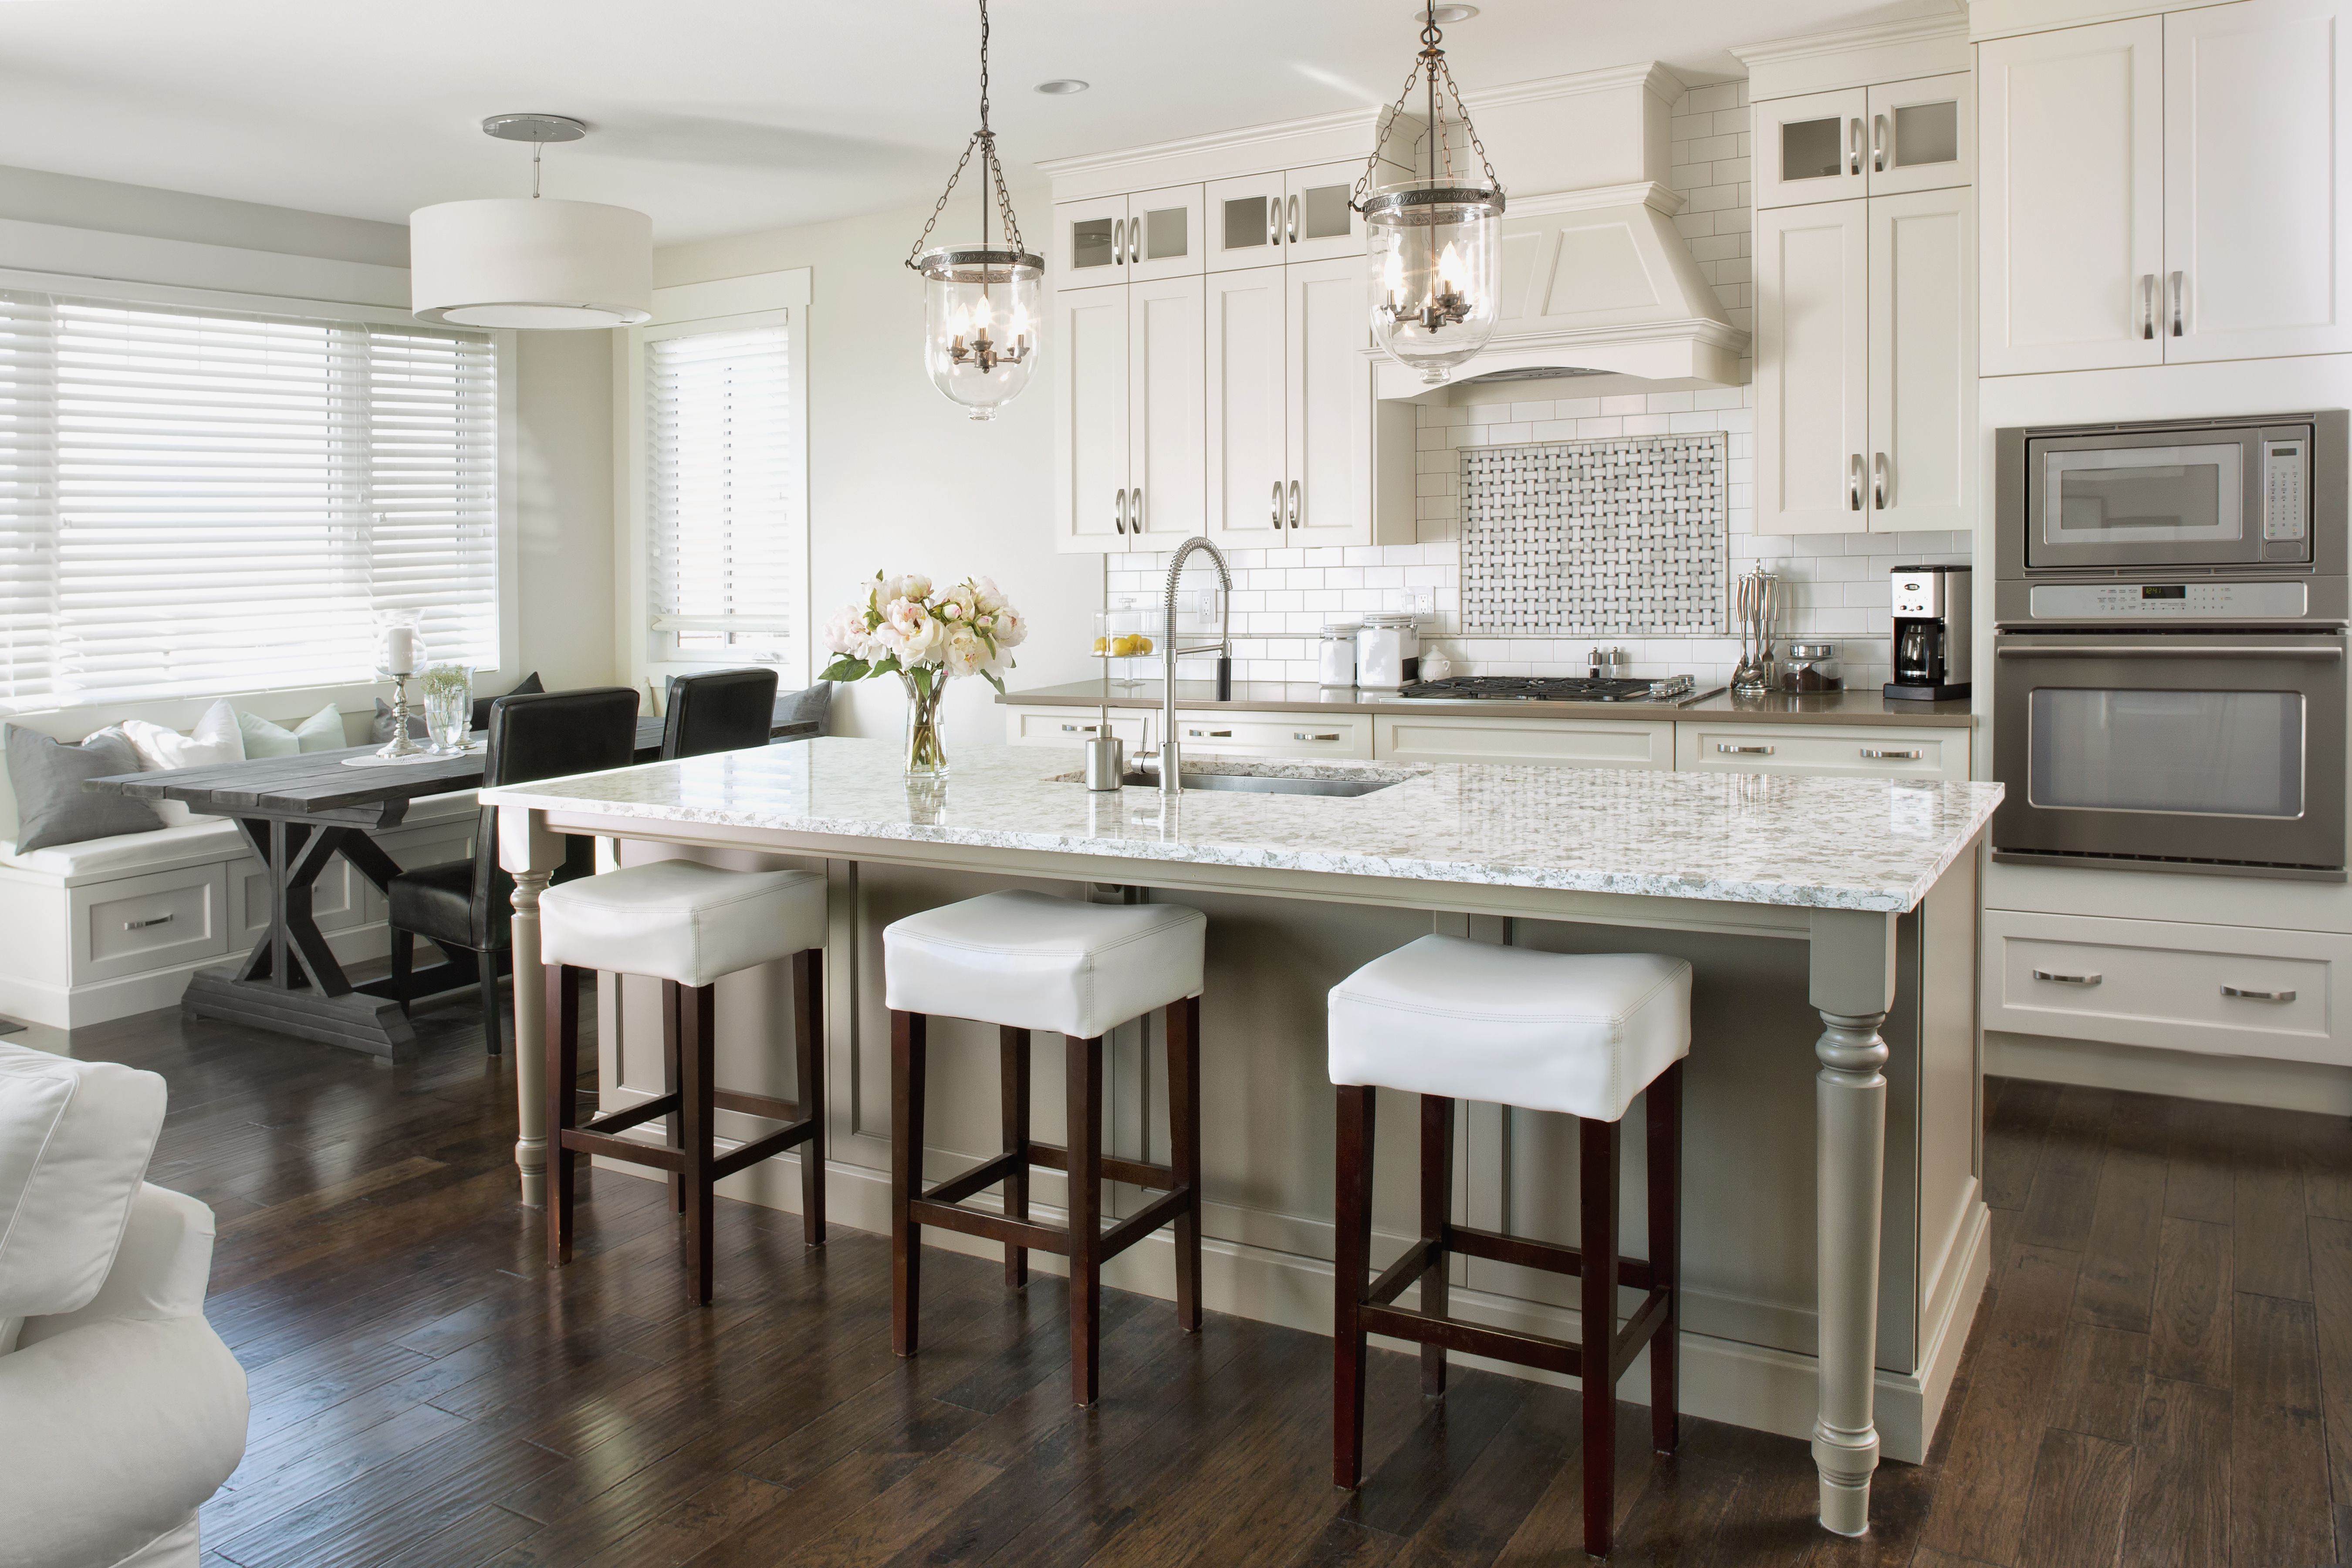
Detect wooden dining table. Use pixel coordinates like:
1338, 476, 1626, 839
83, 716, 819, 1058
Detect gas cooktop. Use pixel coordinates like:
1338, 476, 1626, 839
1392, 675, 1715, 704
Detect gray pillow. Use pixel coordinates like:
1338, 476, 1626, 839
370, 698, 427, 744
4, 724, 164, 853
774, 681, 832, 730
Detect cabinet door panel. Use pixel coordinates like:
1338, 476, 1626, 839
1055, 287, 1131, 552
1980, 19, 2164, 374
1205, 267, 1288, 543
1756, 88, 1869, 209
2164, 0, 2352, 361
1282, 160, 1367, 264
1287, 257, 1372, 541
1207, 172, 1288, 272
1128, 276, 1207, 543
1870, 189, 1973, 533
1865, 73, 1973, 197
1125, 183, 1207, 283
1757, 201, 1869, 534
1054, 195, 1129, 291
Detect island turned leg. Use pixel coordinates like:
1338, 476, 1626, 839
499, 804, 569, 1210
1808, 908, 1897, 1538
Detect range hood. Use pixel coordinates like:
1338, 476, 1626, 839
1370, 66, 1749, 399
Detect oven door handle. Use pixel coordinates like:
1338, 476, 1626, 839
1995, 643, 2345, 660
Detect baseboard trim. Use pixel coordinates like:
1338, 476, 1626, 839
592, 1142, 1992, 1466
0, 923, 397, 1030
1987, 1029, 2352, 1115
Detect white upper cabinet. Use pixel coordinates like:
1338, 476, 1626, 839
1207, 172, 1288, 273
1758, 200, 1871, 533
2163, 0, 2352, 361
1756, 75, 1970, 209
1205, 266, 1287, 541
1126, 276, 1208, 543
1982, 0, 2347, 374
1051, 184, 1205, 292
1286, 256, 1375, 540
1869, 189, 1974, 531
1866, 74, 1974, 198
1282, 161, 1369, 265
1054, 287, 1132, 550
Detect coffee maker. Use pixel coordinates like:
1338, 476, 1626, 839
1886, 564, 1971, 700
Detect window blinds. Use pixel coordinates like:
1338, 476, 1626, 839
0, 291, 498, 712
647, 325, 797, 659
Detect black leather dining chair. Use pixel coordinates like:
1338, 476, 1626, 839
662, 668, 779, 759
387, 687, 641, 1055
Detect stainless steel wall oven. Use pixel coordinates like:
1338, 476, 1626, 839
1992, 412, 2349, 880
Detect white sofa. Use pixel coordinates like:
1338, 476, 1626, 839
0, 1043, 247, 1568
0, 792, 481, 1029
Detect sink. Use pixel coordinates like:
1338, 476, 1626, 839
1117, 771, 1400, 798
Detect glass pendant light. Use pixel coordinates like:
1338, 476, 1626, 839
1353, 13, 1506, 385
906, 0, 1042, 420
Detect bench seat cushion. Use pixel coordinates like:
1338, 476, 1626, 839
0, 819, 248, 880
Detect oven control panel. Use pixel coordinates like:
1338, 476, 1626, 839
2028, 581, 2311, 618
2265, 438, 2310, 541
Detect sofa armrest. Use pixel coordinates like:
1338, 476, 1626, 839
15, 1184, 214, 1348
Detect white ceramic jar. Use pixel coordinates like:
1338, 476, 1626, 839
1356, 614, 1420, 689
1318, 625, 1358, 688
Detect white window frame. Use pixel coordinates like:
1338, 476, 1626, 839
621, 268, 813, 697
0, 263, 520, 733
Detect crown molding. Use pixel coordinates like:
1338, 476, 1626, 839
1460, 60, 1687, 111
1505, 181, 1686, 219
1035, 105, 1401, 180
1730, 12, 1969, 70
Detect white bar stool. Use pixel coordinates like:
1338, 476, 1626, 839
541, 858, 828, 1304
1327, 933, 1690, 1561
884, 888, 1207, 1407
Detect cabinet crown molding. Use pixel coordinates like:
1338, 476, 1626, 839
1733, 14, 1970, 100
1037, 105, 1404, 189
1460, 60, 1688, 111
1505, 182, 1686, 219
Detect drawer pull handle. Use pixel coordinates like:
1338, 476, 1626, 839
1295, 732, 1342, 742
1717, 743, 1776, 755
2031, 969, 2102, 986
1061, 723, 1104, 733
2222, 985, 2297, 1003
1189, 729, 1234, 738
1860, 747, 1923, 760
125, 914, 175, 930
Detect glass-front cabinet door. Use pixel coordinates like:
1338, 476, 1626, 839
1866, 73, 1972, 197
1207, 171, 1288, 272
1756, 87, 1869, 209
1281, 161, 1365, 264
1055, 194, 1131, 291
1124, 183, 1205, 283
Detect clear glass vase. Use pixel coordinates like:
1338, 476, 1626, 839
901, 669, 948, 778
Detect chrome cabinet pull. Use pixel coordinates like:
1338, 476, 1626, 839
1131, 485, 1143, 532
1288, 479, 1302, 528
1860, 747, 1923, 760
1287, 194, 1300, 243
1848, 118, 1863, 175
1113, 487, 1127, 534
124, 913, 175, 930
1061, 723, 1104, 733
2032, 969, 2102, 986
2222, 984, 2297, 1002
1295, 731, 1342, 742
1717, 743, 1776, 755
1129, 222, 1141, 264
1189, 729, 1234, 738
1873, 452, 1888, 510
1267, 201, 1280, 246
1112, 218, 1126, 265
2169, 270, 2185, 336
1872, 113, 1888, 172
1271, 478, 1284, 527
1848, 453, 1863, 511
2139, 274, 2157, 340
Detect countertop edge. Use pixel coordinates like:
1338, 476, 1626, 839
996, 684, 1977, 729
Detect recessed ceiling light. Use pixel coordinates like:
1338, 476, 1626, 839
1421, 5, 1479, 20
1034, 78, 1090, 95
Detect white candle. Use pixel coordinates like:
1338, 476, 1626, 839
384, 625, 416, 675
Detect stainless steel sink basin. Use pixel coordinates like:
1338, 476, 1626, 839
1118, 771, 1399, 797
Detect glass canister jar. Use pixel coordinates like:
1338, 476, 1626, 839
1782, 642, 1842, 692
1318, 625, 1358, 689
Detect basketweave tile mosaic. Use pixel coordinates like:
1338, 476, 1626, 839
1460, 433, 1729, 637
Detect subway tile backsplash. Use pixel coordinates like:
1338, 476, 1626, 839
1108, 79, 1970, 695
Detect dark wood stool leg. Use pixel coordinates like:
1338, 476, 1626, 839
661, 980, 685, 1215
1000, 1027, 1031, 1288
1333, 1083, 1375, 1490
679, 983, 718, 1305
1067, 1032, 1104, 1407
545, 964, 582, 1266
1167, 996, 1203, 1333
1580, 1114, 1622, 1559
891, 1010, 927, 1357
1648, 1060, 1683, 1455
794, 949, 827, 1247
1419, 1093, 1455, 1397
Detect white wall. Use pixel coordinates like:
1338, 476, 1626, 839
655, 191, 1101, 750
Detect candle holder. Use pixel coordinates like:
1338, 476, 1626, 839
375, 671, 425, 759
374, 610, 427, 759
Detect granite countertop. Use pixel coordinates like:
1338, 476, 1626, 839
483, 738, 2003, 914
998, 680, 1977, 729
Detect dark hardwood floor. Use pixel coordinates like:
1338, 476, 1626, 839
56, 999, 2352, 1566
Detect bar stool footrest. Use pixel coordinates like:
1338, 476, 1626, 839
1367, 1240, 1441, 1307
1021, 1140, 1175, 1190
1614, 1288, 1673, 1380
712, 1119, 818, 1182
1360, 1302, 1584, 1379
921, 1151, 1024, 1210
581, 1094, 678, 1138
560, 1127, 687, 1173
909, 1198, 1069, 1255
1100, 1186, 1194, 1261
1445, 1223, 1656, 1291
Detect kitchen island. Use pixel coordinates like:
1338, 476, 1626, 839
482, 738, 2001, 1538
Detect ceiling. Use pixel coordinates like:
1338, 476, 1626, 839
0, 0, 1957, 245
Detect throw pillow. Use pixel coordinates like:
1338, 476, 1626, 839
370, 698, 427, 744
774, 681, 833, 730
238, 703, 346, 758
3, 725, 162, 853
120, 699, 243, 827
471, 671, 543, 733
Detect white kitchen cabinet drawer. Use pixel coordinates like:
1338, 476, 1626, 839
1373, 715, 1673, 770
1675, 722, 1967, 781
1005, 707, 1152, 750
1984, 909, 2352, 1065
1173, 710, 1372, 759
73, 864, 229, 983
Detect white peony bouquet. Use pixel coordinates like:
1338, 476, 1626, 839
819, 571, 1027, 776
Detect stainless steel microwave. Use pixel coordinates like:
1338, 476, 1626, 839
1995, 412, 2347, 574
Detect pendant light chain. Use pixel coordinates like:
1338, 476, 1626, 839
1350, 17, 1503, 211
905, 0, 1027, 270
